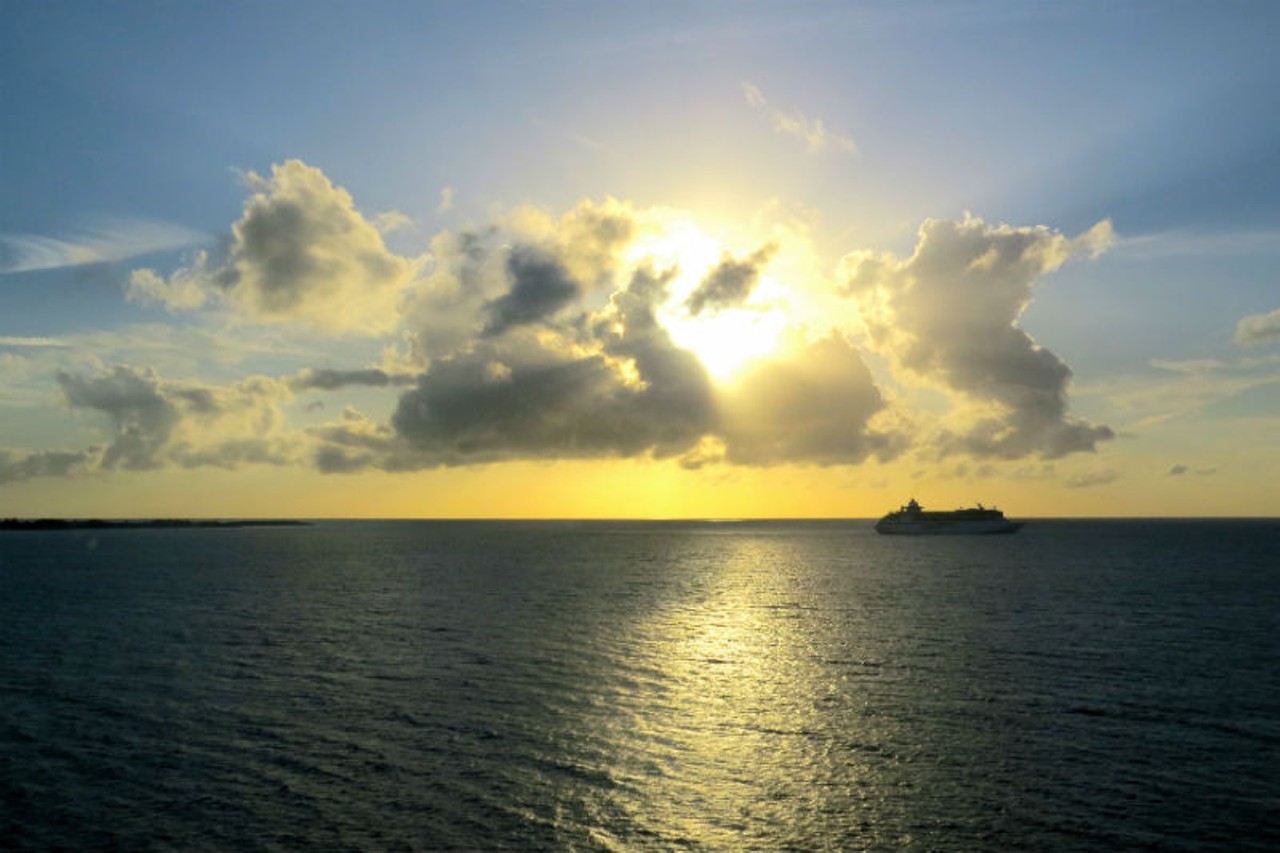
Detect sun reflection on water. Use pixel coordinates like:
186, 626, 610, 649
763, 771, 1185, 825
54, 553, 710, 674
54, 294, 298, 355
565, 533, 893, 849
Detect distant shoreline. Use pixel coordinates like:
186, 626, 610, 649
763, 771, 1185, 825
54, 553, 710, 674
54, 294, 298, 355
0, 519, 310, 531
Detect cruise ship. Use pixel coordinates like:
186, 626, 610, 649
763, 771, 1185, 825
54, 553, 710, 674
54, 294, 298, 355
874, 498, 1023, 535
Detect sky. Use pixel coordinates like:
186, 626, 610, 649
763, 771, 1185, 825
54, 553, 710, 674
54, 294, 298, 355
2, 0, 1278, 518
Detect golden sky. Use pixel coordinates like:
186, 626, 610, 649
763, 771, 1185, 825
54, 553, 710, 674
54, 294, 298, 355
3, 4, 1279, 517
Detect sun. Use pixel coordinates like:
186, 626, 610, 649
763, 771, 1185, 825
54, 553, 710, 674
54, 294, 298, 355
625, 217, 789, 381
661, 301, 789, 380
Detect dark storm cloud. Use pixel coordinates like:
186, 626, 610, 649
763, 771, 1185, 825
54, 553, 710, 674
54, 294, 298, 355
482, 247, 581, 336
684, 243, 777, 316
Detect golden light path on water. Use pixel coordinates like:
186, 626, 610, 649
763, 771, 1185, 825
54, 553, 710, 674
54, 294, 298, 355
552, 529, 909, 849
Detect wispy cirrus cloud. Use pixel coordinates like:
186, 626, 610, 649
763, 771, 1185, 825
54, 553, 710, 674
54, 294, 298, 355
0, 336, 70, 348
1110, 227, 1280, 261
742, 82, 857, 155
532, 116, 609, 153
0, 217, 205, 275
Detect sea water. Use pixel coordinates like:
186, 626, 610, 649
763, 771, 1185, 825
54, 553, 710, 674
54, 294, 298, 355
2, 519, 1277, 851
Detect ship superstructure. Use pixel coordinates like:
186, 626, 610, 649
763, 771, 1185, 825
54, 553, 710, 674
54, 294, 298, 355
874, 499, 1023, 535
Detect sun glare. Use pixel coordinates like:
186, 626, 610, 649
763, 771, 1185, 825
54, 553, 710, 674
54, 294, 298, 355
627, 218, 789, 381
662, 302, 788, 380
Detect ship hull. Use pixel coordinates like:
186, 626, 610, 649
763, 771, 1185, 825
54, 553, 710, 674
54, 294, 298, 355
874, 518, 1024, 535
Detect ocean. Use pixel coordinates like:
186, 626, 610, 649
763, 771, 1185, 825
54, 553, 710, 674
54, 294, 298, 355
2, 519, 1277, 851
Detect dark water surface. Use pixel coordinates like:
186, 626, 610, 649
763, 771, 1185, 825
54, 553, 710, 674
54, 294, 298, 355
2, 520, 1278, 851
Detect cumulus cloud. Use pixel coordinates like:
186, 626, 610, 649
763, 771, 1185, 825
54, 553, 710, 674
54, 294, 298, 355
482, 247, 581, 336
129, 161, 421, 333
127, 252, 214, 311
716, 332, 903, 466
7, 360, 445, 485
301, 199, 910, 474
53, 365, 296, 473
1235, 307, 1280, 346
685, 243, 777, 316
0, 448, 98, 484
501, 196, 638, 287
308, 407, 421, 473
388, 265, 717, 466
6, 182, 1124, 487
742, 82, 857, 155
323, 258, 900, 472
843, 214, 1114, 460
400, 198, 639, 365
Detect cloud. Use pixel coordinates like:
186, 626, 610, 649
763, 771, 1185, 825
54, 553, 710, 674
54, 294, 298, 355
308, 407, 419, 473
0, 217, 204, 275
387, 266, 717, 467
5, 188, 1126, 485
842, 214, 1114, 459
1085, 352, 1280, 428
532, 116, 609, 153
1065, 469, 1120, 488
287, 367, 416, 392
482, 247, 581, 336
374, 210, 413, 234
716, 332, 904, 466
0, 448, 98, 485
401, 198, 638, 364
438, 186, 455, 214
129, 161, 421, 333
52, 365, 296, 473
334, 261, 902, 473
502, 196, 638, 287
297, 200, 927, 474
742, 82, 857, 155
126, 252, 214, 311
684, 242, 777, 316
1167, 463, 1216, 477
0, 336, 69, 348
1235, 307, 1280, 346
1110, 227, 1280, 261
5, 362, 411, 484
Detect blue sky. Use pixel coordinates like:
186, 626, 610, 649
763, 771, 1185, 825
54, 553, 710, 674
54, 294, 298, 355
2, 1, 1278, 517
